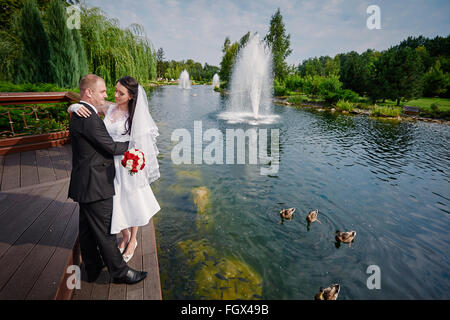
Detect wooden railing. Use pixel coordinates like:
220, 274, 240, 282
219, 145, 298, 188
0, 92, 79, 155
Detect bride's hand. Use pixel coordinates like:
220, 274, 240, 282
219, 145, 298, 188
75, 106, 91, 118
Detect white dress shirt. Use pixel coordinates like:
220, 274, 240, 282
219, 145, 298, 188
79, 100, 99, 114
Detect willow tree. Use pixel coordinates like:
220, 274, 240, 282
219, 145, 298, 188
16, 0, 54, 83
0, 25, 21, 81
47, 0, 79, 87
80, 7, 156, 86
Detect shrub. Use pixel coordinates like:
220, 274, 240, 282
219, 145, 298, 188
338, 89, 360, 102
335, 100, 354, 112
302, 75, 322, 98
0, 104, 69, 136
273, 79, 287, 96
285, 74, 304, 91
318, 76, 343, 104
430, 103, 439, 112
371, 106, 401, 117
287, 95, 307, 104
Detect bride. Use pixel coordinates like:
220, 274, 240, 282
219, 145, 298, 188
68, 76, 161, 262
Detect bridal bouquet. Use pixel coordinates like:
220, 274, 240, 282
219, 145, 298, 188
121, 148, 146, 175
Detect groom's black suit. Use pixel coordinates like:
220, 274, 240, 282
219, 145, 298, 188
68, 102, 129, 279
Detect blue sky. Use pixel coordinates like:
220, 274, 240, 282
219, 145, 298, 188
84, 0, 450, 66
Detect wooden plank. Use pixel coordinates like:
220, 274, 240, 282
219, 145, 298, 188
89, 270, 111, 300
143, 252, 161, 300
59, 144, 72, 175
0, 131, 69, 148
0, 176, 42, 217
0, 192, 31, 218
0, 155, 4, 189
0, 182, 70, 291
108, 282, 127, 300
65, 143, 72, 157
1, 152, 20, 191
0, 138, 70, 156
20, 150, 39, 187
108, 233, 127, 300
35, 148, 56, 184
126, 228, 144, 300
54, 234, 80, 300
0, 92, 79, 105
71, 263, 94, 300
0, 183, 74, 299
0, 181, 65, 258
142, 219, 162, 300
48, 147, 68, 180
25, 201, 78, 300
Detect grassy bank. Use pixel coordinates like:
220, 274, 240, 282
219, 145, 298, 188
281, 91, 450, 120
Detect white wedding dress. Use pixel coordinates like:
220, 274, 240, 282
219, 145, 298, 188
104, 104, 161, 234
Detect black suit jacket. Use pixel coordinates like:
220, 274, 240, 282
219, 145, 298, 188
68, 102, 129, 203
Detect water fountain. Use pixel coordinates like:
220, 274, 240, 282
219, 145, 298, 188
212, 73, 220, 89
218, 33, 278, 125
178, 70, 191, 89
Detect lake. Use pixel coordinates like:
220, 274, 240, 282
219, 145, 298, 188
147, 85, 449, 300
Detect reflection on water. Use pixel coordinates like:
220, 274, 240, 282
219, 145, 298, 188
149, 85, 450, 299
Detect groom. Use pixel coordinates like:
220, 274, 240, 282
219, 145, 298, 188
68, 74, 147, 284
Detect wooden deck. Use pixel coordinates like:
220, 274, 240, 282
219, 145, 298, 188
72, 221, 162, 300
0, 145, 162, 300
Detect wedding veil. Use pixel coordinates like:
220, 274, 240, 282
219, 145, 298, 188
127, 85, 160, 189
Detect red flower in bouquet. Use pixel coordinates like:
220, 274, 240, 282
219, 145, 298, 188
121, 148, 145, 175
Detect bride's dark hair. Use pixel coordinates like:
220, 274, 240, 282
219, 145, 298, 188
117, 75, 139, 135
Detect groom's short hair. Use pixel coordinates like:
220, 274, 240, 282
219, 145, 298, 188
79, 74, 104, 96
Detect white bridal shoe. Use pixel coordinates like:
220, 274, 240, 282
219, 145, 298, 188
118, 238, 129, 254
123, 241, 138, 263
118, 230, 131, 254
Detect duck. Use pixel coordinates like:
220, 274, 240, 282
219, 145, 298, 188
315, 284, 340, 300
335, 230, 356, 247
306, 209, 321, 224
280, 208, 295, 220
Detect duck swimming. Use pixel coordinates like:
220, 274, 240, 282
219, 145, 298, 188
335, 230, 356, 247
315, 284, 340, 300
306, 209, 321, 224
280, 208, 295, 220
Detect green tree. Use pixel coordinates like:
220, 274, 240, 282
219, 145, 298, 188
338, 51, 368, 94
202, 63, 220, 82
80, 7, 156, 86
0, 0, 22, 31
47, 0, 79, 87
156, 47, 166, 78
423, 60, 450, 97
298, 57, 322, 76
16, 0, 54, 83
218, 32, 252, 87
219, 36, 239, 86
298, 56, 340, 77
0, 0, 54, 31
71, 26, 89, 80
384, 47, 423, 105
238, 31, 251, 50
0, 10, 22, 81
264, 8, 292, 81
324, 56, 340, 77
